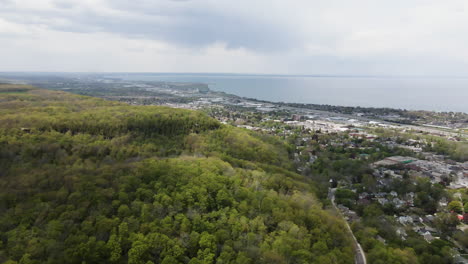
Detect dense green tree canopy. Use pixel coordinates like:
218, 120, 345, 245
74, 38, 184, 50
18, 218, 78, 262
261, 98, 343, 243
0, 85, 353, 263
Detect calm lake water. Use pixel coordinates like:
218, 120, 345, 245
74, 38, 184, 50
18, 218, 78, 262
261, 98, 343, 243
116, 74, 468, 112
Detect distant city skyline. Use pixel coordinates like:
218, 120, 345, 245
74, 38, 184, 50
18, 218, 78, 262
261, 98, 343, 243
2, 0, 468, 75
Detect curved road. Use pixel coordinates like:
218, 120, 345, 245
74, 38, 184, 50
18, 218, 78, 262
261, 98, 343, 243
329, 188, 367, 264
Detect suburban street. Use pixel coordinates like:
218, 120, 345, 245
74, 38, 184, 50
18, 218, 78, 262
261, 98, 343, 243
329, 188, 367, 264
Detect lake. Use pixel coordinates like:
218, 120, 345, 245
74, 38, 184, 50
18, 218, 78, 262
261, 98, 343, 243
116, 73, 468, 112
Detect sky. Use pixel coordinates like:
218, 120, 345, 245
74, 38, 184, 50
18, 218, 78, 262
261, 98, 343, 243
1, 0, 468, 75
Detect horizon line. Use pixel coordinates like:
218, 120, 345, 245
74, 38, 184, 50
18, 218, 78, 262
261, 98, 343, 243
2, 71, 468, 79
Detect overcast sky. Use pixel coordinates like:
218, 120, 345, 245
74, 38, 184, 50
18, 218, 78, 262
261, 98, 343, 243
1, 0, 468, 75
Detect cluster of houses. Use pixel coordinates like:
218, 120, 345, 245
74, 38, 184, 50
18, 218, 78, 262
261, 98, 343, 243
358, 190, 414, 209
337, 196, 467, 244
395, 215, 440, 242
335, 155, 467, 245
372, 155, 468, 189
336, 204, 359, 222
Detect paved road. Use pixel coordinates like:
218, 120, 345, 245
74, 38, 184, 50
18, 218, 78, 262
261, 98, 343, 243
329, 188, 367, 264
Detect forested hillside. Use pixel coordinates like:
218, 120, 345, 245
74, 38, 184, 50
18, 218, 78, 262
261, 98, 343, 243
0, 85, 353, 264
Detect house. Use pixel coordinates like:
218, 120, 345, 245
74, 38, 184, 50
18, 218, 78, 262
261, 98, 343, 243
359, 192, 369, 199
424, 226, 437, 233
359, 153, 370, 160
423, 232, 435, 242
346, 210, 359, 221
375, 192, 388, 198
392, 198, 405, 208
377, 198, 389, 205
439, 197, 448, 207
376, 236, 386, 244
404, 192, 415, 206
398, 216, 413, 225
309, 155, 317, 163
423, 215, 435, 223
396, 228, 408, 240
412, 216, 423, 224
337, 204, 349, 213
417, 227, 435, 236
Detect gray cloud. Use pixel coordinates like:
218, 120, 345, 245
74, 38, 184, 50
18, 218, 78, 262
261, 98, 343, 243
52, 0, 76, 9
0, 0, 304, 52
1, 0, 468, 74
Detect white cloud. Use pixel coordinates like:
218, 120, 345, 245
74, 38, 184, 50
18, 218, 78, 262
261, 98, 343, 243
1, 0, 468, 74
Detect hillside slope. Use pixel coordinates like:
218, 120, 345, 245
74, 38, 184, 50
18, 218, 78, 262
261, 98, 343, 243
0, 85, 353, 264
